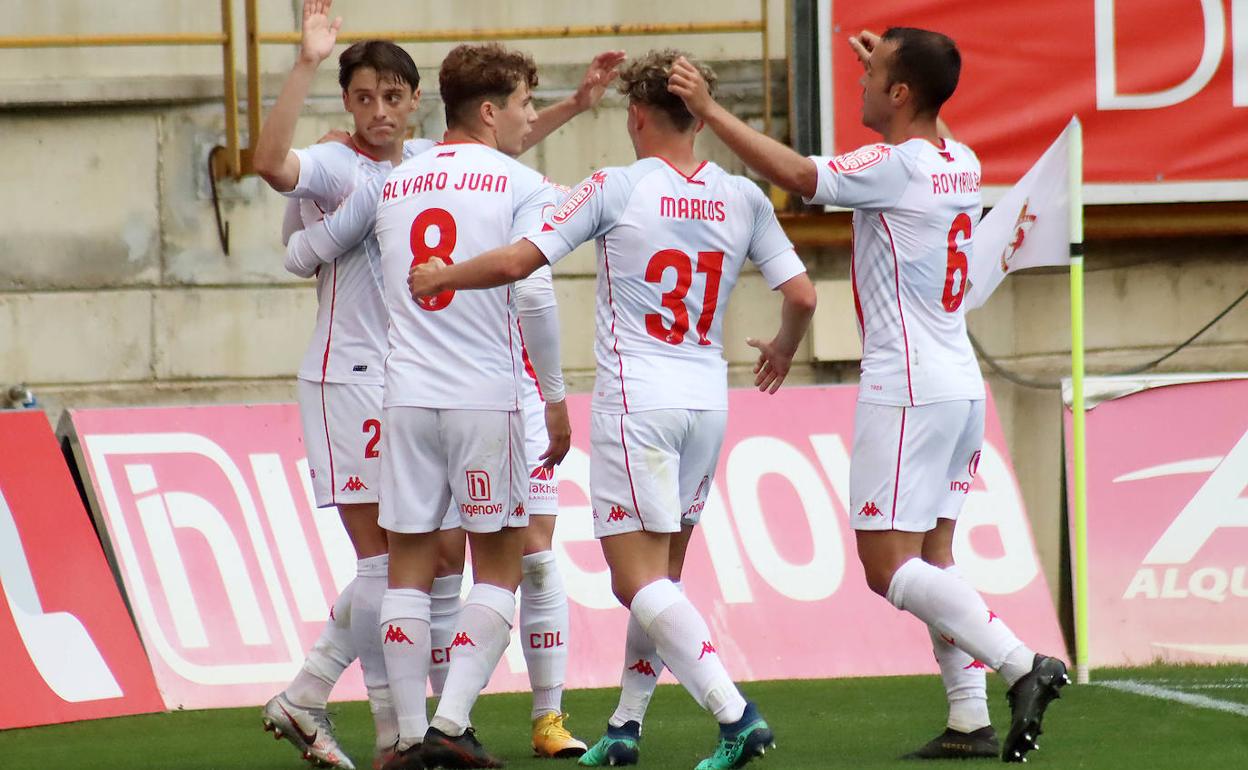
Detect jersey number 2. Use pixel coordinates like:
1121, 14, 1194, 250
409, 208, 457, 311
644, 249, 724, 346
942, 213, 972, 313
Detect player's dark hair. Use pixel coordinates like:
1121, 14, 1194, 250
338, 40, 421, 93
439, 43, 539, 128
881, 27, 960, 116
617, 49, 717, 132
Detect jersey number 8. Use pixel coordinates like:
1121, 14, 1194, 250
409, 208, 457, 311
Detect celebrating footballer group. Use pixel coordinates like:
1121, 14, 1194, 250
258, 2, 1068, 768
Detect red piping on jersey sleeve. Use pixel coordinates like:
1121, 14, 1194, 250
879, 213, 915, 406
656, 157, 708, 185
601, 236, 630, 413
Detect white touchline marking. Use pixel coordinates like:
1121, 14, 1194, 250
1097, 680, 1248, 717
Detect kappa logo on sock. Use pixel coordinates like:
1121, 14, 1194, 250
940, 633, 956, 646
329, 606, 336, 621
341, 475, 368, 492
384, 624, 414, 645
451, 631, 476, 648
987, 610, 1000, 623
697, 641, 717, 660
606, 505, 632, 523
628, 659, 658, 677
964, 660, 989, 670
858, 501, 883, 517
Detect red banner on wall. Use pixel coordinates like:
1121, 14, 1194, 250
827, 0, 1248, 199
0, 411, 163, 729
71, 386, 1063, 709
1065, 377, 1248, 667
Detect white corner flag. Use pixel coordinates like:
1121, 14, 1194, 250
965, 118, 1079, 310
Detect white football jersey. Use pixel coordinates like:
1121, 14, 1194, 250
285, 137, 435, 385
806, 139, 985, 406
528, 158, 806, 414
370, 142, 558, 410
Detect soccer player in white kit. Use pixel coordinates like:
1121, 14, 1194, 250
408, 50, 818, 770
251, 3, 432, 766
290, 43, 571, 770
669, 28, 1068, 764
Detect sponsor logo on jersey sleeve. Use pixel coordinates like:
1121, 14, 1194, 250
551, 181, 597, 224
831, 144, 891, 174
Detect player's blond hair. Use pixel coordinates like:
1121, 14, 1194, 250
617, 49, 717, 132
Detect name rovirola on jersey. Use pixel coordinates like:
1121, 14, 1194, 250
370, 143, 559, 411
806, 138, 986, 407
526, 157, 807, 414
285, 138, 435, 386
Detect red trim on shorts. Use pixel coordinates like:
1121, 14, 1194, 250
656, 156, 708, 185
321, 263, 339, 503
879, 213, 915, 406
601, 236, 630, 413
619, 414, 646, 532
507, 410, 515, 519
891, 407, 907, 529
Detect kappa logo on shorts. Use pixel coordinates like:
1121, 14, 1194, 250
451, 632, 476, 648
341, 476, 368, 492
466, 470, 491, 501
512, 503, 525, 518
858, 501, 883, 517
697, 641, 717, 660
628, 659, 658, 677
606, 505, 632, 523
384, 624, 414, 645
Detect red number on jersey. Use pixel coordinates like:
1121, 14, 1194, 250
942, 213, 972, 312
362, 419, 381, 459
409, 208, 457, 311
644, 249, 726, 346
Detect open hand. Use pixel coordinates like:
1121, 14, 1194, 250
573, 50, 627, 111
747, 336, 796, 394
300, 0, 342, 65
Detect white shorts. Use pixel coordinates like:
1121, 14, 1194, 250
297, 379, 383, 508
522, 394, 559, 516
849, 399, 985, 533
379, 406, 528, 534
589, 409, 726, 538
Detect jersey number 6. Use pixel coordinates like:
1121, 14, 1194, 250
644, 249, 724, 346
409, 208, 457, 311
943, 213, 972, 313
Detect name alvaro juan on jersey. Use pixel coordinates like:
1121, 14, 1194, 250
381, 169, 509, 201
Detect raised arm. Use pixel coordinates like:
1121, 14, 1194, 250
253, 0, 342, 192
522, 50, 626, 152
667, 56, 817, 199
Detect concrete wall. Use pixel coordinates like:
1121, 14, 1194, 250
2, 3, 1247, 632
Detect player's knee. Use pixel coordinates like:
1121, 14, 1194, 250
859, 557, 896, 598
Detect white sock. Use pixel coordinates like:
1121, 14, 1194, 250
888, 558, 1035, 686
352, 555, 397, 747
379, 588, 432, 749
520, 550, 569, 719
286, 579, 356, 709
929, 567, 990, 733
429, 573, 464, 697
609, 581, 681, 728
430, 583, 516, 736
630, 579, 746, 725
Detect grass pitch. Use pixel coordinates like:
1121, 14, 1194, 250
3, 664, 1246, 769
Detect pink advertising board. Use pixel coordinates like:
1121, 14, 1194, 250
1066, 378, 1248, 667
70, 385, 1063, 709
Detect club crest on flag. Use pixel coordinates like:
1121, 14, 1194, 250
1000, 200, 1039, 274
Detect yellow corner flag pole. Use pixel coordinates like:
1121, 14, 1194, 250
1068, 116, 1091, 685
